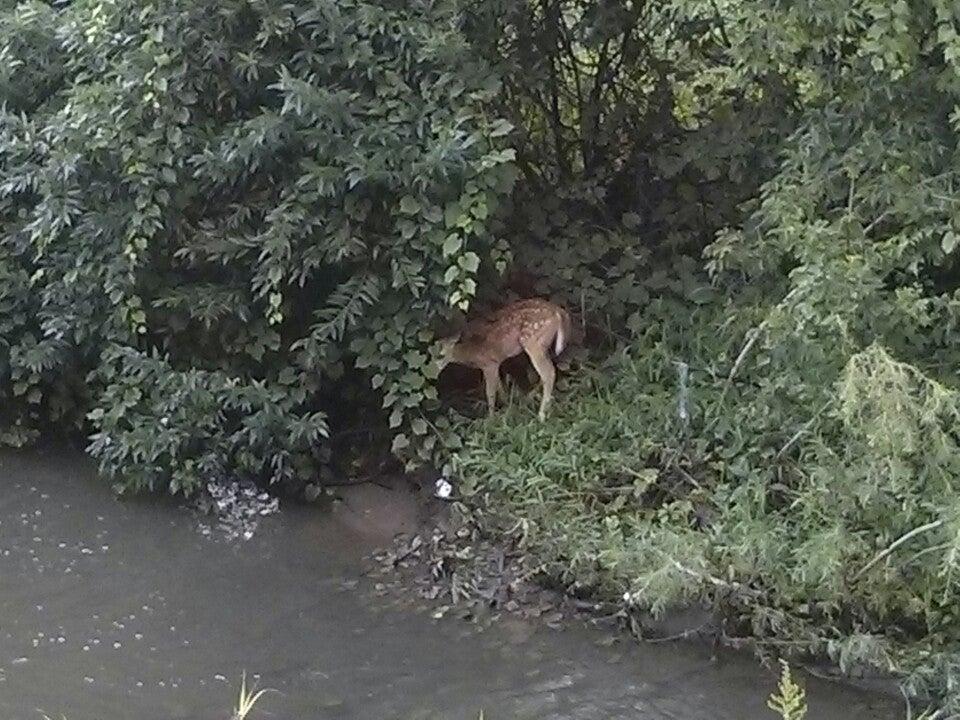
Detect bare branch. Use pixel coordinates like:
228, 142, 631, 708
854, 519, 946, 581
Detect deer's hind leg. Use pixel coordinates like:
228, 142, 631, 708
481, 364, 502, 417
522, 340, 556, 421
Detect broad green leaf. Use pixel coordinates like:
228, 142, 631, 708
442, 233, 462, 256
458, 252, 480, 272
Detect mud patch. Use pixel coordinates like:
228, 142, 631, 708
364, 513, 621, 633
329, 479, 424, 544
362, 503, 902, 706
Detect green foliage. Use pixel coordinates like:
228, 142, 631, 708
4, 0, 960, 711
463, 0, 789, 326
454, 303, 960, 714
87, 345, 327, 495
0, 0, 516, 484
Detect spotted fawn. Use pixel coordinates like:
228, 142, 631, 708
438, 298, 576, 421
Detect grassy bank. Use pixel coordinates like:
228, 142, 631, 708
452, 334, 960, 717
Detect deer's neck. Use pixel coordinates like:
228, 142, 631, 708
449, 338, 493, 368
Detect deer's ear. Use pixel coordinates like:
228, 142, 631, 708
435, 335, 458, 369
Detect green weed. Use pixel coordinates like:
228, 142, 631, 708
767, 662, 807, 720
231, 672, 274, 720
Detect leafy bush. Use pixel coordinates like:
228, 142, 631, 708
461, 0, 790, 329
0, 0, 516, 484
87, 345, 327, 495
447, 3, 960, 711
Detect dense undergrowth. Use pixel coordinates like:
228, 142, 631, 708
454, 306, 960, 716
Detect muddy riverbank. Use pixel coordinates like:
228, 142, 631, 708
0, 447, 898, 719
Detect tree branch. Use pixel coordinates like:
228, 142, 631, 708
853, 519, 946, 581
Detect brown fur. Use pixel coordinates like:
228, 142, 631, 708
439, 298, 575, 420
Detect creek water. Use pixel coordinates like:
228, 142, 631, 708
0, 447, 898, 720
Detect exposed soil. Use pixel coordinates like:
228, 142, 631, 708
359, 476, 903, 701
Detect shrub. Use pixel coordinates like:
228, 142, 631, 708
453, 309, 960, 714
87, 345, 327, 495
0, 0, 516, 486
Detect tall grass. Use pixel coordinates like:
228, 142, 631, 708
231, 671, 274, 720
452, 338, 960, 716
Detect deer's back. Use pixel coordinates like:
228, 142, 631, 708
458, 299, 565, 365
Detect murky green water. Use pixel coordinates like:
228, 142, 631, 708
0, 448, 897, 719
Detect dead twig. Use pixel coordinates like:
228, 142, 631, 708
853, 519, 945, 581
706, 325, 765, 429
707, 286, 805, 428
641, 619, 714, 644
665, 557, 765, 600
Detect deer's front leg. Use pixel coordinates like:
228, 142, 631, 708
481, 364, 501, 417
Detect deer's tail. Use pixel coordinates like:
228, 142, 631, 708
554, 309, 572, 355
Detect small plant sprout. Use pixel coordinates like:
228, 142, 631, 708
767, 660, 807, 720
231, 671, 274, 720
